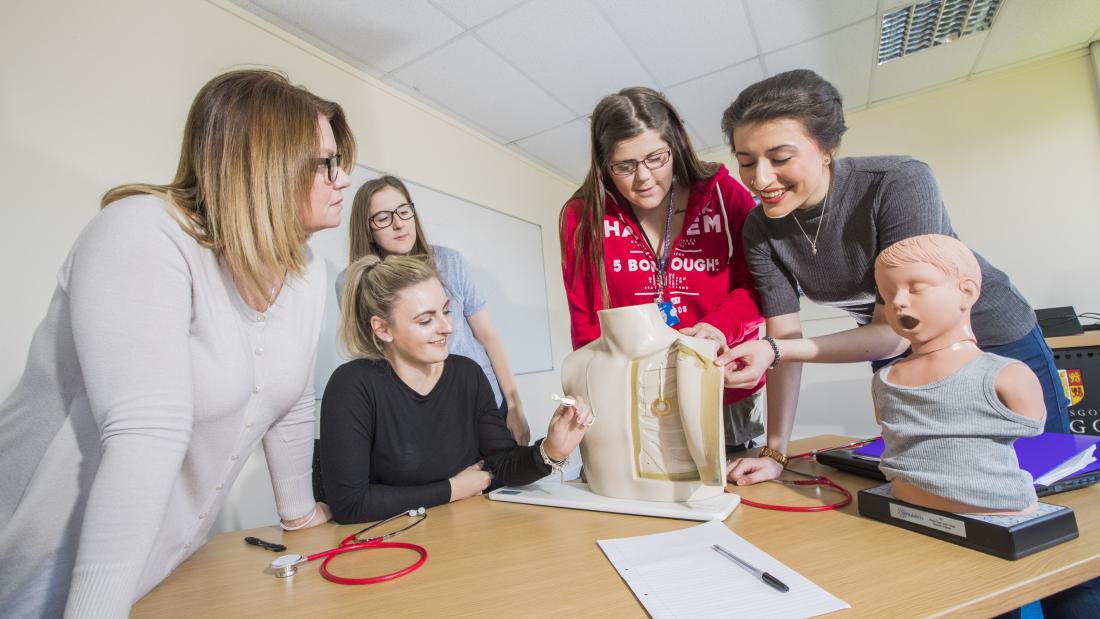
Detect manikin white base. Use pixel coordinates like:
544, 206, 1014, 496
488, 480, 740, 521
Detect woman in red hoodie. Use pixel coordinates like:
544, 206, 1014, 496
559, 86, 764, 453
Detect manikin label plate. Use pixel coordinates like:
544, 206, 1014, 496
888, 503, 967, 537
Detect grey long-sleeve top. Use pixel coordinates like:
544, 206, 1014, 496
0, 196, 321, 618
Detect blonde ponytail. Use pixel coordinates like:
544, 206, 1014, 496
340, 254, 440, 359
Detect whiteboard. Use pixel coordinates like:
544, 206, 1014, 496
308, 165, 554, 396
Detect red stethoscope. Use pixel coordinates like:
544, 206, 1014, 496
270, 507, 428, 585
736, 438, 879, 512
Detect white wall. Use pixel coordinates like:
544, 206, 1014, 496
1, 0, 576, 532
704, 50, 1100, 440
5, 1, 1098, 531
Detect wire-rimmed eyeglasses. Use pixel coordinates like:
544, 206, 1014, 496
370, 203, 416, 229
316, 154, 343, 183
609, 149, 672, 176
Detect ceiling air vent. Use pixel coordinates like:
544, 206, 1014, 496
878, 0, 1002, 65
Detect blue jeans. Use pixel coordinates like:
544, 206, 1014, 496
871, 323, 1071, 434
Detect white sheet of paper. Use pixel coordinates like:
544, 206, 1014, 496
598, 520, 849, 619
1035, 444, 1097, 486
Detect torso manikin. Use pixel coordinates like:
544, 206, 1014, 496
562, 304, 725, 502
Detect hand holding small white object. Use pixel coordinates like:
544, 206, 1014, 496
540, 395, 595, 482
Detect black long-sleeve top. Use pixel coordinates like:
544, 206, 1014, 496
320, 355, 551, 523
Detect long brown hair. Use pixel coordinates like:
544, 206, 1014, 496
562, 87, 718, 306
348, 175, 432, 262
101, 69, 356, 300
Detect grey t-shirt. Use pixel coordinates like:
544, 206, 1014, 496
336, 245, 502, 405
741, 155, 1035, 346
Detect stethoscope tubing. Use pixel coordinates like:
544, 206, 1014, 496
308, 534, 428, 585
275, 507, 429, 585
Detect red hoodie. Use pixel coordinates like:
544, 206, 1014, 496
560, 164, 764, 402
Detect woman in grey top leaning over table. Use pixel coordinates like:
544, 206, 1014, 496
714, 70, 1071, 485
335, 176, 531, 444
0, 69, 352, 617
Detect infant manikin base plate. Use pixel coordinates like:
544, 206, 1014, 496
858, 483, 1078, 560
488, 479, 739, 521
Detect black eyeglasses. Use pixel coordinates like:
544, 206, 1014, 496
609, 149, 672, 176
316, 154, 343, 183
369, 203, 416, 229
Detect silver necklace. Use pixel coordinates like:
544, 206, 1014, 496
791, 189, 830, 255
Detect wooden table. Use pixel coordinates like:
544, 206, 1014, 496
132, 435, 1100, 618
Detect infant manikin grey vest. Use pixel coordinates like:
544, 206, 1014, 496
874, 353, 1042, 511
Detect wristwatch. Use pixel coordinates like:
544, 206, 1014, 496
759, 446, 789, 468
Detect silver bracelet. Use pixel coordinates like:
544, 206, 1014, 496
280, 505, 318, 531
539, 440, 569, 471
761, 335, 781, 370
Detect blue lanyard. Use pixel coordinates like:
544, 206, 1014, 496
655, 181, 675, 302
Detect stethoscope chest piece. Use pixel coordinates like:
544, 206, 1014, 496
271, 554, 307, 578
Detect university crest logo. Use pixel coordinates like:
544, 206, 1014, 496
1060, 369, 1085, 406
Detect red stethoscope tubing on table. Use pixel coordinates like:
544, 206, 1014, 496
271, 507, 428, 585
734, 437, 878, 512
737, 472, 853, 512
306, 533, 428, 585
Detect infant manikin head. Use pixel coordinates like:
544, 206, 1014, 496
874, 234, 981, 350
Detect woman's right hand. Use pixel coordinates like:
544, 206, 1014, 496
449, 462, 492, 502
715, 339, 775, 389
726, 456, 784, 486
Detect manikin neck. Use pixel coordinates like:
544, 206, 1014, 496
596, 304, 678, 359
908, 321, 977, 358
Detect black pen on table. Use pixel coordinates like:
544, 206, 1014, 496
711, 544, 790, 593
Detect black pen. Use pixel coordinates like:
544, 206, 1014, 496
712, 544, 790, 593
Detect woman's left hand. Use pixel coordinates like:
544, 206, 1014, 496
542, 395, 594, 461
679, 321, 727, 348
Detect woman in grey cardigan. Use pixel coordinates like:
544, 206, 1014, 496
0, 69, 354, 617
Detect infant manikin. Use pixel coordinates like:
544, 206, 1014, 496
872, 235, 1044, 515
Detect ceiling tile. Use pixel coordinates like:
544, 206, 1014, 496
595, 0, 757, 87
389, 35, 574, 142
878, 0, 913, 11
764, 18, 877, 109
974, 0, 1100, 73
745, 0, 878, 54
871, 32, 988, 102
430, 0, 528, 28
475, 0, 656, 115
665, 60, 765, 150
512, 118, 592, 181
232, 0, 463, 74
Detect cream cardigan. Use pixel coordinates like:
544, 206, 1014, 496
0, 196, 322, 618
